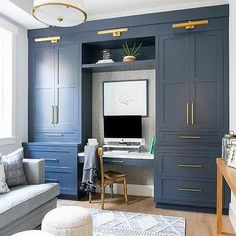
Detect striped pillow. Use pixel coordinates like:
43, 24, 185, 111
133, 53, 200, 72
0, 163, 10, 194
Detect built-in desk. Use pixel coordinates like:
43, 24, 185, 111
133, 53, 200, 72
78, 151, 154, 167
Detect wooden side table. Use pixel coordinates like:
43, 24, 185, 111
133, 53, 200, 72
216, 158, 236, 236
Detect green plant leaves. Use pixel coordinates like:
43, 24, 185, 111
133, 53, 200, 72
120, 42, 142, 57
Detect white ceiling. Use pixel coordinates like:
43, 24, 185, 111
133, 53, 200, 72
0, 0, 229, 29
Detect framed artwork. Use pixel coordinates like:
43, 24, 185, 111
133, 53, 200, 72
103, 80, 148, 116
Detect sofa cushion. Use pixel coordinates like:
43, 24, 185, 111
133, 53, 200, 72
1, 148, 27, 187
0, 183, 60, 230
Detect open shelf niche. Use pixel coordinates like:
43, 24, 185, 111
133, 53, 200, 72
82, 36, 156, 72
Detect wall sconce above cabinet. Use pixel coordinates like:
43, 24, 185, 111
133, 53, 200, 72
34, 36, 61, 43
172, 20, 208, 30
98, 28, 128, 37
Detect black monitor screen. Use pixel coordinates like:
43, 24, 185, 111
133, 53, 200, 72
104, 116, 142, 138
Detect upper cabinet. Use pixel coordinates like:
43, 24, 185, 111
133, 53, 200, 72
32, 47, 55, 132
29, 44, 81, 142
190, 31, 224, 130
158, 30, 225, 132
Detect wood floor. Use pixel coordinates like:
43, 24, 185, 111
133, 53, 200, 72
58, 194, 235, 236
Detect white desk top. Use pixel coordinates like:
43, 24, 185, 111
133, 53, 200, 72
78, 151, 154, 160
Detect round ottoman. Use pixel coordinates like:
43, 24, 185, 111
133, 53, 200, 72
12, 230, 53, 236
42, 206, 93, 236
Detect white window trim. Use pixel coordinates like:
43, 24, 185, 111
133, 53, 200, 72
0, 18, 18, 145
0, 137, 16, 146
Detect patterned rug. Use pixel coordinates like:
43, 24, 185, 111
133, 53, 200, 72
89, 209, 185, 236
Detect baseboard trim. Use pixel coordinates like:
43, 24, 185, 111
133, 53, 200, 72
98, 184, 154, 197
229, 203, 236, 232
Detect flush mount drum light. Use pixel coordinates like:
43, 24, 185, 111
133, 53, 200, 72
32, 0, 87, 27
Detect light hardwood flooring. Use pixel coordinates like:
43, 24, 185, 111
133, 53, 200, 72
58, 194, 235, 236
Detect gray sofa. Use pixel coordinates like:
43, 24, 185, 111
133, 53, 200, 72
0, 159, 60, 236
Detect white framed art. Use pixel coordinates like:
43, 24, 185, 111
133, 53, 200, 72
103, 80, 148, 116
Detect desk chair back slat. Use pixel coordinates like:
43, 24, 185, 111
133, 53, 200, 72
89, 147, 128, 209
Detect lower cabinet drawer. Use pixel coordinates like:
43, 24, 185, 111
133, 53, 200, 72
161, 178, 216, 204
159, 154, 216, 178
159, 131, 223, 145
45, 168, 77, 195
28, 149, 75, 168
33, 131, 79, 142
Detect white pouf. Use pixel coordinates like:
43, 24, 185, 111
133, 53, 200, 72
42, 206, 93, 236
12, 230, 53, 236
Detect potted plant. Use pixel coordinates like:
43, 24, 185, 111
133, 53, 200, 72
121, 42, 142, 62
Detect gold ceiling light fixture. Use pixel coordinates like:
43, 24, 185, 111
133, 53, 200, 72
32, 0, 87, 27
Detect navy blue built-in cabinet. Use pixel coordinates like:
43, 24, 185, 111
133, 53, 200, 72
25, 41, 92, 198
25, 4, 230, 207
156, 20, 230, 211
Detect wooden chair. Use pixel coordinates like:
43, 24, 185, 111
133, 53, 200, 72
89, 147, 128, 209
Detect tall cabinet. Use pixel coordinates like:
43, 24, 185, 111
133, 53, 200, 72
156, 27, 229, 210
29, 44, 80, 142
24, 42, 92, 198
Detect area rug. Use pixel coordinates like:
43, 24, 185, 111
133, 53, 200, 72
89, 209, 185, 236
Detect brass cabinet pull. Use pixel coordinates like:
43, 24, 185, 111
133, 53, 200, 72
186, 103, 189, 125
191, 103, 195, 125
54, 106, 59, 124
45, 133, 63, 137
45, 178, 59, 183
45, 158, 58, 162
178, 188, 202, 192
104, 160, 125, 164
177, 164, 203, 168
51, 106, 55, 124
178, 136, 202, 139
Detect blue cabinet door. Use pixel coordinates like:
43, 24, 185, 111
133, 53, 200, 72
190, 31, 224, 130
158, 31, 225, 132
30, 47, 55, 135
158, 34, 190, 131
29, 44, 81, 142
54, 44, 80, 132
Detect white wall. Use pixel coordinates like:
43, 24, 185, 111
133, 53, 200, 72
228, 0, 236, 231
0, 14, 28, 155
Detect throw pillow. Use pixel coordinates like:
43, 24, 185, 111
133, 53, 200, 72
1, 148, 27, 187
0, 163, 10, 194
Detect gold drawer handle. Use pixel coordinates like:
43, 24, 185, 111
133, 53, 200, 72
45, 133, 63, 137
177, 164, 203, 168
178, 188, 202, 192
45, 158, 58, 162
186, 103, 189, 125
191, 103, 195, 125
178, 136, 202, 139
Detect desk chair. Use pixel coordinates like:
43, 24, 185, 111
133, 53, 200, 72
89, 147, 128, 209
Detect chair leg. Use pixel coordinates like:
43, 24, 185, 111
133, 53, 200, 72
123, 178, 128, 205
89, 193, 92, 203
101, 185, 105, 209
110, 184, 114, 198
